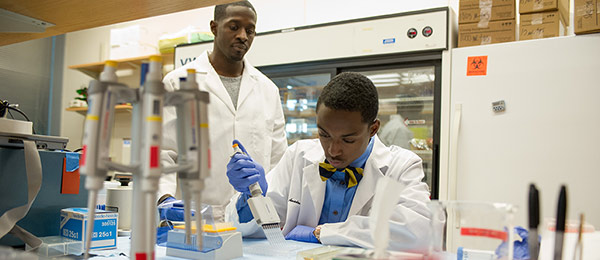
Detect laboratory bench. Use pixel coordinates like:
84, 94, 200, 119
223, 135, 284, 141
90, 236, 322, 259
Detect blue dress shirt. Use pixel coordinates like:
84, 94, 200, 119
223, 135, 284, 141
318, 137, 374, 224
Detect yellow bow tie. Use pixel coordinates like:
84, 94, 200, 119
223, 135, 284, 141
318, 161, 364, 188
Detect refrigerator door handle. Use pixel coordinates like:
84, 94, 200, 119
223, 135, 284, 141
447, 103, 462, 200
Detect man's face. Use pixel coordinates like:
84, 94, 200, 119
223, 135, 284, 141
317, 105, 379, 169
211, 5, 257, 62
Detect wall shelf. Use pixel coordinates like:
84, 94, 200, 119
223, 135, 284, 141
66, 105, 132, 115
68, 53, 174, 78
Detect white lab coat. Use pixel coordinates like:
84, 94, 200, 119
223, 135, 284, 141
160, 50, 287, 206
226, 135, 432, 252
379, 114, 413, 149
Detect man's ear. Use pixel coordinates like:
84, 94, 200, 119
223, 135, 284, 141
210, 20, 218, 36
369, 119, 380, 137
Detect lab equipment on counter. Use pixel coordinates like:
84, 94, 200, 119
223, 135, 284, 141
574, 214, 584, 260
0, 149, 88, 247
158, 197, 191, 222
79, 56, 210, 259
427, 201, 517, 260
164, 68, 211, 251
369, 177, 405, 259
105, 175, 132, 234
539, 217, 597, 260
60, 208, 117, 250
1, 106, 67, 250
554, 185, 567, 260
529, 184, 540, 260
166, 223, 242, 260
25, 236, 84, 258
80, 60, 123, 258
231, 142, 286, 246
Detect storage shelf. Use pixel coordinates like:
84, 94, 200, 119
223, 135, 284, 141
66, 105, 133, 115
284, 110, 316, 118
413, 150, 433, 157
68, 53, 174, 78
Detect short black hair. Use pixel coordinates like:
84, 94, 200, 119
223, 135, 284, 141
317, 72, 379, 124
214, 1, 257, 21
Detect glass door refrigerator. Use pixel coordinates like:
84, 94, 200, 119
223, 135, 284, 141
173, 7, 453, 199
260, 58, 441, 198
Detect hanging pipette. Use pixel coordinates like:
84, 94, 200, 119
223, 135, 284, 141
81, 60, 118, 258
131, 55, 165, 260
196, 80, 210, 250
171, 69, 210, 250
175, 71, 200, 245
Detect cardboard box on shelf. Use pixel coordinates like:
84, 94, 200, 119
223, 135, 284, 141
520, 0, 570, 25
459, 0, 516, 24
109, 42, 158, 60
574, 0, 600, 34
520, 11, 567, 40
458, 19, 516, 47
110, 25, 158, 60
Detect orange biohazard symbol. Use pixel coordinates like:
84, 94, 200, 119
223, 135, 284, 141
467, 56, 488, 76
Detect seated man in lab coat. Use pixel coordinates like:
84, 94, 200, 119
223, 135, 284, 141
225, 72, 432, 251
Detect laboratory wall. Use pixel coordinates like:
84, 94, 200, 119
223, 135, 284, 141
59, 0, 458, 151
0, 36, 64, 136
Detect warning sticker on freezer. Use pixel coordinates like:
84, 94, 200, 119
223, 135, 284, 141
467, 56, 487, 76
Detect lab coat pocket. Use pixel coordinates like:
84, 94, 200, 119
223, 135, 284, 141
263, 118, 274, 132
286, 199, 301, 224
261, 118, 275, 161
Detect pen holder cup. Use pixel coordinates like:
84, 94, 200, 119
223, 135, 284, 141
427, 200, 517, 260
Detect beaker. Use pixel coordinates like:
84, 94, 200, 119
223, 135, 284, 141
427, 200, 517, 260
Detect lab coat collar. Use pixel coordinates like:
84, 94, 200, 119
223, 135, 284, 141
303, 140, 327, 221
193, 51, 259, 114
349, 135, 390, 216
302, 135, 392, 218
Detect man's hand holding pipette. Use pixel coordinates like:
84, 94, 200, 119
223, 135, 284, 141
226, 140, 267, 196
158, 196, 195, 222
226, 140, 286, 245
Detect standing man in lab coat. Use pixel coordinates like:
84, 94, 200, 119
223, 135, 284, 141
225, 72, 432, 251
159, 1, 287, 219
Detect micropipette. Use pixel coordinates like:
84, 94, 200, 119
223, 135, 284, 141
131, 55, 165, 260
232, 144, 286, 246
81, 60, 118, 258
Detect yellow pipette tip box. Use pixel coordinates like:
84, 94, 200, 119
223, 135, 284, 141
173, 222, 237, 233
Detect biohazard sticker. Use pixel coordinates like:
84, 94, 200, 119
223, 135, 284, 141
467, 56, 487, 76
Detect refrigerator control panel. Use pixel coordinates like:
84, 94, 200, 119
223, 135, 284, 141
175, 8, 449, 69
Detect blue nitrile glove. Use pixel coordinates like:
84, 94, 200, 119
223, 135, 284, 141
226, 140, 267, 196
158, 196, 195, 222
495, 226, 533, 260
235, 193, 254, 223
156, 224, 172, 246
284, 225, 319, 243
